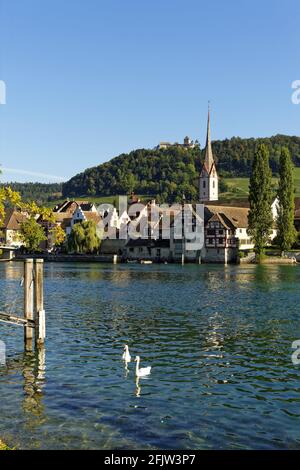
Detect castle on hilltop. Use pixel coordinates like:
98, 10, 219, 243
156, 136, 197, 151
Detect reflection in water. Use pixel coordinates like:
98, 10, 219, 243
135, 376, 141, 397
4, 347, 46, 432
124, 361, 130, 377
1, 263, 300, 450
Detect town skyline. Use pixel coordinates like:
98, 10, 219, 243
0, 0, 299, 183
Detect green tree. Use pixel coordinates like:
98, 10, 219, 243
20, 217, 47, 252
247, 144, 273, 259
276, 147, 297, 253
68, 220, 101, 254
122, 172, 138, 194
219, 178, 229, 193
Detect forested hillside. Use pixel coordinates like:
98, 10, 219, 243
0, 182, 62, 204
62, 135, 300, 203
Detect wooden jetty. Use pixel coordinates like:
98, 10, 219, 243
0, 259, 46, 350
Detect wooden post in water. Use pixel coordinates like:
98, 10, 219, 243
24, 259, 34, 350
34, 259, 45, 347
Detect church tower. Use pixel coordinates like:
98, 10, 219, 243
199, 106, 218, 202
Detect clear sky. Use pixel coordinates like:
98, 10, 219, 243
0, 0, 299, 183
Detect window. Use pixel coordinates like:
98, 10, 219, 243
207, 229, 215, 236
157, 249, 161, 257
203, 181, 206, 188
213, 181, 215, 188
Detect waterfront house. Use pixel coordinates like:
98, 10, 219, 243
53, 200, 97, 215
0, 209, 28, 247
67, 205, 101, 235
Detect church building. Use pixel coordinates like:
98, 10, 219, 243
199, 107, 219, 202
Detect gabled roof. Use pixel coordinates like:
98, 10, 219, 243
205, 205, 249, 228
54, 200, 95, 214
2, 209, 28, 230
207, 212, 235, 230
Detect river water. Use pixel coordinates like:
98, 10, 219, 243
0, 262, 300, 450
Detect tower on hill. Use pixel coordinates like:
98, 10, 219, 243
199, 106, 218, 202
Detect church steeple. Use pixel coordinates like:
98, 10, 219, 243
199, 104, 219, 202
204, 104, 214, 173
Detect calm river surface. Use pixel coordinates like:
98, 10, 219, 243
1, 262, 300, 449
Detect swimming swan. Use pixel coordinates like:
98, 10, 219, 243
135, 355, 151, 377
122, 344, 131, 362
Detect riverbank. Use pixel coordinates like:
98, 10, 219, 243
241, 257, 297, 265
14, 253, 120, 263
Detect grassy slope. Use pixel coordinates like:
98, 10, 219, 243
43, 169, 300, 208
222, 167, 300, 201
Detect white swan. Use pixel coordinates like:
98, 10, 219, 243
122, 344, 131, 363
135, 355, 151, 377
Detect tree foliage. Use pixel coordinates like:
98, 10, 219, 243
52, 224, 66, 247
276, 147, 297, 253
248, 144, 274, 257
0, 186, 64, 252
62, 135, 300, 202
20, 217, 47, 252
68, 221, 101, 254
0, 182, 62, 204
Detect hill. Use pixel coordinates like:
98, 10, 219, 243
0, 182, 63, 205
62, 134, 300, 203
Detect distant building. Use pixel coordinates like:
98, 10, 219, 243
39, 200, 101, 250
0, 209, 27, 247
68, 205, 101, 235
53, 200, 97, 215
157, 136, 196, 150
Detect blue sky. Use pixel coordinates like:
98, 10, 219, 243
0, 0, 299, 183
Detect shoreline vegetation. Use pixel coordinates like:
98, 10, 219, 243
0, 440, 13, 451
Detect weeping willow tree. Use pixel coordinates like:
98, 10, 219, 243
68, 220, 101, 254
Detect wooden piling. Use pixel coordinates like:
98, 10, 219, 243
34, 259, 45, 347
0, 258, 46, 351
24, 259, 34, 350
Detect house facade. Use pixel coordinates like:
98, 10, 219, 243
0, 209, 28, 247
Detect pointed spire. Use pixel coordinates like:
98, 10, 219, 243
204, 102, 214, 172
